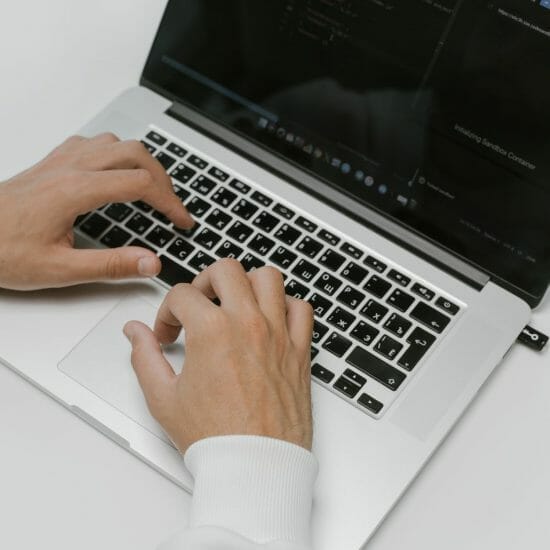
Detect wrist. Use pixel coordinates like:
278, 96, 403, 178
184, 435, 318, 545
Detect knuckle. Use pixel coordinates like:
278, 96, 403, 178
134, 168, 154, 189
98, 131, 119, 143
104, 252, 124, 279
126, 139, 146, 155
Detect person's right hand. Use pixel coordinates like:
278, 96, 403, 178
124, 259, 314, 453
0, 133, 194, 290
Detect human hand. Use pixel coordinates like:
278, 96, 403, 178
0, 133, 193, 290
124, 259, 314, 453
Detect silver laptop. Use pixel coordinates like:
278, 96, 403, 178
1, 1, 548, 548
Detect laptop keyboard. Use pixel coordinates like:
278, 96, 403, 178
76, 128, 464, 419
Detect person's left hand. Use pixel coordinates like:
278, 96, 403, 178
0, 133, 194, 290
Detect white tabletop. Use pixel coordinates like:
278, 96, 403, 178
1, 2, 549, 549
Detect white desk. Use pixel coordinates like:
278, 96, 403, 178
1, 2, 549, 548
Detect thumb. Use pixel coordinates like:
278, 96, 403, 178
61, 246, 161, 283
123, 320, 176, 419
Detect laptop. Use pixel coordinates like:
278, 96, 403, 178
1, 0, 548, 548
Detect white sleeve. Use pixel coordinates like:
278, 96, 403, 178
157, 435, 319, 550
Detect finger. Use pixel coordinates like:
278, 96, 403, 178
154, 283, 217, 344
285, 297, 314, 360
54, 246, 161, 285
123, 320, 176, 418
192, 258, 257, 312
72, 169, 193, 228
247, 267, 287, 329
87, 132, 120, 146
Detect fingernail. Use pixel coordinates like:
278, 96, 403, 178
138, 256, 159, 277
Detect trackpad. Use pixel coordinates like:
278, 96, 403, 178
58, 297, 185, 444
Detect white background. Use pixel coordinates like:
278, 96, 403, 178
0, 1, 549, 549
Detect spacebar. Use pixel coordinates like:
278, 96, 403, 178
158, 255, 196, 286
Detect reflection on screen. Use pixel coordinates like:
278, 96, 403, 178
144, 0, 550, 302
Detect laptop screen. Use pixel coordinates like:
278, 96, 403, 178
143, 0, 550, 304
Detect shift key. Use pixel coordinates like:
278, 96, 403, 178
346, 346, 406, 391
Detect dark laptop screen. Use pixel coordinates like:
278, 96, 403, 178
143, 0, 550, 304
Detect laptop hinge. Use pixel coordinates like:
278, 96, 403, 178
164, 98, 491, 291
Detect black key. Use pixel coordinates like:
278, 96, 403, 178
250, 190, 273, 207
104, 203, 132, 223
249, 233, 276, 256
186, 196, 211, 218
273, 203, 294, 220
341, 262, 368, 285
292, 259, 320, 283
398, 327, 437, 371
229, 178, 251, 194
158, 255, 195, 286
388, 269, 411, 287
410, 302, 450, 333
360, 299, 389, 324
327, 307, 356, 332
311, 346, 319, 360
133, 201, 152, 213
173, 185, 191, 202
342, 368, 366, 387
364, 275, 392, 298
312, 320, 329, 344
274, 224, 301, 246
140, 141, 156, 154
435, 296, 460, 315
167, 143, 187, 158
336, 286, 366, 310
240, 252, 265, 271
167, 238, 195, 262
146, 131, 166, 146
145, 225, 175, 248
129, 238, 155, 252
232, 198, 259, 220
188, 154, 208, 170
215, 240, 243, 259
364, 255, 387, 273
208, 166, 229, 182
375, 334, 403, 360
319, 249, 346, 272
311, 363, 335, 384
171, 164, 196, 184
323, 332, 352, 358
358, 393, 384, 414
174, 222, 201, 239
296, 236, 323, 259
227, 221, 254, 243
190, 175, 217, 196
334, 376, 362, 398
387, 288, 415, 312
74, 213, 89, 226
314, 272, 343, 296
346, 347, 406, 391
308, 293, 332, 317
253, 211, 280, 233
152, 210, 172, 225
318, 229, 340, 246
100, 226, 131, 248
340, 242, 363, 260
125, 212, 153, 235
411, 283, 435, 301
350, 321, 379, 346
80, 213, 111, 238
211, 187, 238, 208
205, 209, 232, 231
384, 313, 412, 338
188, 250, 215, 272
295, 216, 318, 233
270, 246, 298, 270
156, 151, 176, 170
285, 279, 310, 299
194, 228, 222, 250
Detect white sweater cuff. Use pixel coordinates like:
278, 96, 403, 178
184, 435, 319, 546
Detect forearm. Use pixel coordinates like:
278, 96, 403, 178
158, 436, 318, 550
